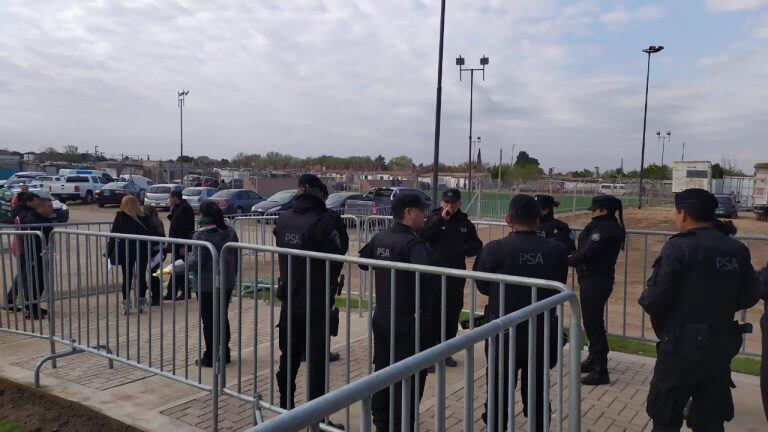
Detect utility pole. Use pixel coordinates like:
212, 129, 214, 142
497, 148, 502, 191
681, 141, 686, 161
638, 45, 664, 209
430, 0, 447, 206
178, 89, 189, 184
457, 54, 489, 201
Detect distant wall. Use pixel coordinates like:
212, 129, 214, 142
254, 177, 303, 195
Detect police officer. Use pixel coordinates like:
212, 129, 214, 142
359, 192, 432, 432
639, 188, 759, 431
473, 194, 569, 430
535, 194, 576, 252
567, 194, 625, 385
273, 174, 349, 422
759, 265, 768, 422
420, 188, 483, 367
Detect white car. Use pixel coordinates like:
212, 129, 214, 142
182, 187, 218, 211
50, 175, 108, 203
145, 184, 184, 210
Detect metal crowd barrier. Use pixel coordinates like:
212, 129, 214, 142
218, 242, 582, 431
0, 221, 113, 232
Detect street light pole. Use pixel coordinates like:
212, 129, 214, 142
638, 45, 663, 209
430, 0, 447, 206
662, 130, 671, 166
178, 89, 189, 184
457, 54, 489, 201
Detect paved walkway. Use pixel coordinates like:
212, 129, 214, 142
1, 296, 765, 431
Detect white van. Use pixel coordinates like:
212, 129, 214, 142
599, 183, 628, 196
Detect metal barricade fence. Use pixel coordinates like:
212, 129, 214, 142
39, 229, 226, 428
218, 242, 582, 431
0, 221, 113, 232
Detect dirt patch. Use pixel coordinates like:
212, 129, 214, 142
0, 377, 141, 432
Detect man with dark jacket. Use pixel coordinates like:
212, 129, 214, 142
359, 192, 433, 432
4, 193, 40, 310
166, 189, 195, 300
20, 197, 55, 319
535, 194, 576, 252
420, 188, 482, 367
568, 194, 625, 385
759, 266, 768, 423
474, 194, 569, 430
273, 174, 349, 422
639, 188, 759, 430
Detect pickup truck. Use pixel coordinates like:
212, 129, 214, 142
343, 187, 432, 216
50, 175, 109, 204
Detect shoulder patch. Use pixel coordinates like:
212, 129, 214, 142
590, 233, 601, 241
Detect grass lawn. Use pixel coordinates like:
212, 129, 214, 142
0, 420, 24, 432
466, 191, 647, 218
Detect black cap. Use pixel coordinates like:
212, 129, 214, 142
588, 195, 621, 212
298, 174, 325, 191
392, 192, 430, 219
508, 194, 540, 220
535, 194, 557, 208
674, 188, 718, 216
442, 188, 461, 203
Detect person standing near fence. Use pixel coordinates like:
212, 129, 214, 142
639, 188, 759, 430
359, 192, 433, 432
535, 194, 576, 252
759, 265, 768, 422
273, 174, 349, 422
19, 196, 55, 320
187, 200, 239, 367
567, 194, 625, 386
143, 205, 166, 306
166, 189, 195, 300
473, 194, 568, 430
107, 196, 151, 315
419, 188, 482, 367
4, 193, 39, 310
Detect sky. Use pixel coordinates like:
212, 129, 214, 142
1, 0, 767, 172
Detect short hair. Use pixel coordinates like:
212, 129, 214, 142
676, 203, 714, 222
170, 190, 183, 200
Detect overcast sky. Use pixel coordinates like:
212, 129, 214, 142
1, 0, 767, 172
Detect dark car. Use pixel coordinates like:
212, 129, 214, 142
209, 189, 264, 215
714, 194, 739, 218
250, 189, 297, 215
94, 181, 144, 207
0, 188, 70, 223
325, 192, 363, 213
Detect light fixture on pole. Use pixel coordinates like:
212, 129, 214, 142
178, 89, 189, 183
638, 45, 664, 209
656, 130, 671, 166
457, 54, 489, 201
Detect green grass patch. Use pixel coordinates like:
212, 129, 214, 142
0, 420, 25, 432
242, 287, 372, 311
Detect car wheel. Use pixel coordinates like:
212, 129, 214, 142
84, 190, 94, 204
235, 206, 244, 214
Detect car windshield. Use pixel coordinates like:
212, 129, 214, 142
66, 176, 89, 182
211, 190, 238, 199
267, 191, 295, 203
103, 182, 129, 190
148, 185, 171, 193
183, 189, 203, 196
716, 196, 732, 206
6, 179, 28, 185
326, 194, 350, 206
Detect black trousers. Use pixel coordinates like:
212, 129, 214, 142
578, 275, 613, 359
760, 312, 768, 423
371, 313, 428, 432
277, 305, 328, 410
484, 316, 558, 432
444, 277, 465, 341
10, 254, 45, 314
199, 290, 232, 362
119, 254, 149, 300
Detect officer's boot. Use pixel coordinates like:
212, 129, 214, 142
581, 357, 609, 386
580, 355, 596, 373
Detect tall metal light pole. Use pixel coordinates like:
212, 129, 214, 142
656, 130, 671, 166
638, 45, 663, 209
178, 89, 189, 183
457, 54, 489, 201
430, 0, 447, 206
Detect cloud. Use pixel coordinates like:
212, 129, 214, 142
600, 6, 664, 30
707, 0, 768, 12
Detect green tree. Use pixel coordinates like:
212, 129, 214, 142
374, 154, 387, 171
514, 151, 540, 167
711, 163, 725, 179
388, 155, 414, 171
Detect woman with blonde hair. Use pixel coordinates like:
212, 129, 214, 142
107, 195, 152, 314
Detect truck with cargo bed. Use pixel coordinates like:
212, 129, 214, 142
671, 161, 712, 193
753, 163, 768, 221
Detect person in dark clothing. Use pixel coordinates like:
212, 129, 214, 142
474, 194, 569, 431
10, 184, 29, 208
273, 174, 349, 423
143, 205, 166, 306
187, 200, 239, 367
759, 266, 768, 423
107, 195, 152, 315
639, 188, 759, 431
4, 193, 39, 310
568, 194, 625, 385
359, 192, 432, 432
19, 197, 55, 319
420, 188, 482, 367
535, 194, 576, 252
166, 189, 196, 300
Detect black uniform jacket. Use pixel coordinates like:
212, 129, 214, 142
567, 214, 624, 279
537, 213, 576, 253
420, 208, 483, 269
168, 199, 196, 240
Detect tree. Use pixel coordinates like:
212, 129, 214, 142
388, 155, 414, 171
514, 151, 540, 167
642, 164, 670, 180
176, 155, 195, 163
711, 163, 725, 179
374, 154, 387, 171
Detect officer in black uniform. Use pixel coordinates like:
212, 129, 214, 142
759, 265, 768, 422
567, 194, 625, 385
535, 194, 576, 252
473, 194, 569, 430
273, 174, 349, 420
639, 188, 759, 431
359, 192, 432, 432
420, 188, 483, 367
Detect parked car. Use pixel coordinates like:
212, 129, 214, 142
325, 192, 363, 213
0, 188, 69, 223
4, 177, 44, 190
210, 189, 264, 215
58, 169, 114, 182
145, 184, 184, 210
714, 194, 739, 219
94, 181, 144, 207
9, 171, 47, 180
50, 175, 108, 203
250, 190, 296, 215
37, 175, 65, 192
344, 187, 431, 216
119, 174, 155, 191
182, 187, 218, 211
